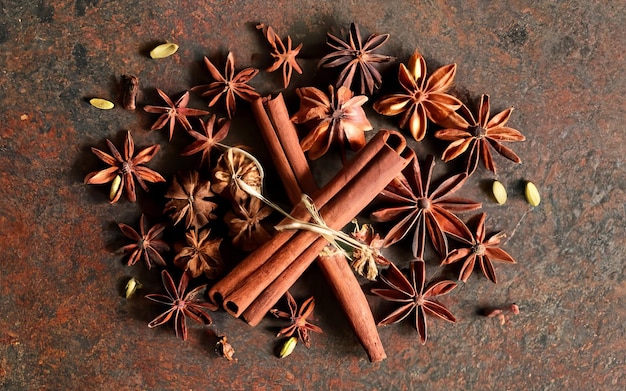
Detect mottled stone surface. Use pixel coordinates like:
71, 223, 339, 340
0, 1, 624, 390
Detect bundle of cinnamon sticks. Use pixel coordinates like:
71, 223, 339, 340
208, 94, 413, 362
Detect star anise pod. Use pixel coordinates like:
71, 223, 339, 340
224, 196, 273, 252
180, 115, 231, 168
84, 131, 165, 203
370, 154, 481, 258
212, 148, 262, 202
291, 85, 372, 160
372, 259, 456, 344
270, 291, 323, 348
164, 171, 218, 229
146, 270, 217, 341
373, 51, 462, 142
256, 23, 303, 89
443, 213, 516, 283
143, 89, 209, 140
319, 23, 394, 95
350, 223, 389, 280
117, 214, 169, 269
434, 94, 526, 175
174, 228, 223, 279
192, 52, 260, 118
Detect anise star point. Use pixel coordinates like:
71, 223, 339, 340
84, 131, 165, 203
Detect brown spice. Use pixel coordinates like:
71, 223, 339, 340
174, 228, 223, 279
225, 196, 273, 252
192, 52, 260, 118
270, 292, 323, 348
291, 85, 372, 160
370, 154, 481, 258
374, 51, 462, 142
443, 213, 517, 283
211, 148, 262, 202
164, 171, 218, 229
180, 115, 231, 168
84, 131, 165, 203
145, 270, 217, 341
372, 260, 457, 344
143, 89, 209, 140
120, 74, 138, 110
256, 24, 303, 88
216, 335, 237, 361
435, 94, 525, 175
117, 214, 169, 269
319, 23, 394, 95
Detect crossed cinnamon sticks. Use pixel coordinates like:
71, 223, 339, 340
208, 94, 413, 362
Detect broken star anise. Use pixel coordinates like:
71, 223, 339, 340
373, 51, 462, 142
270, 291, 323, 348
319, 22, 394, 95
372, 259, 456, 344
84, 131, 165, 203
224, 196, 273, 252
146, 270, 217, 341
174, 228, 223, 279
180, 115, 231, 168
192, 52, 260, 118
117, 214, 169, 269
370, 154, 481, 258
256, 23, 303, 89
164, 171, 218, 229
350, 223, 389, 280
143, 89, 209, 140
291, 85, 372, 160
443, 213, 516, 283
434, 94, 526, 175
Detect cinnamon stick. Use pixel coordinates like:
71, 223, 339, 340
238, 144, 415, 324
222, 131, 411, 317
207, 127, 400, 305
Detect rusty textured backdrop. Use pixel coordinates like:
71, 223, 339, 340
0, 1, 624, 390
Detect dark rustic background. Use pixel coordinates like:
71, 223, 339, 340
0, 1, 624, 390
